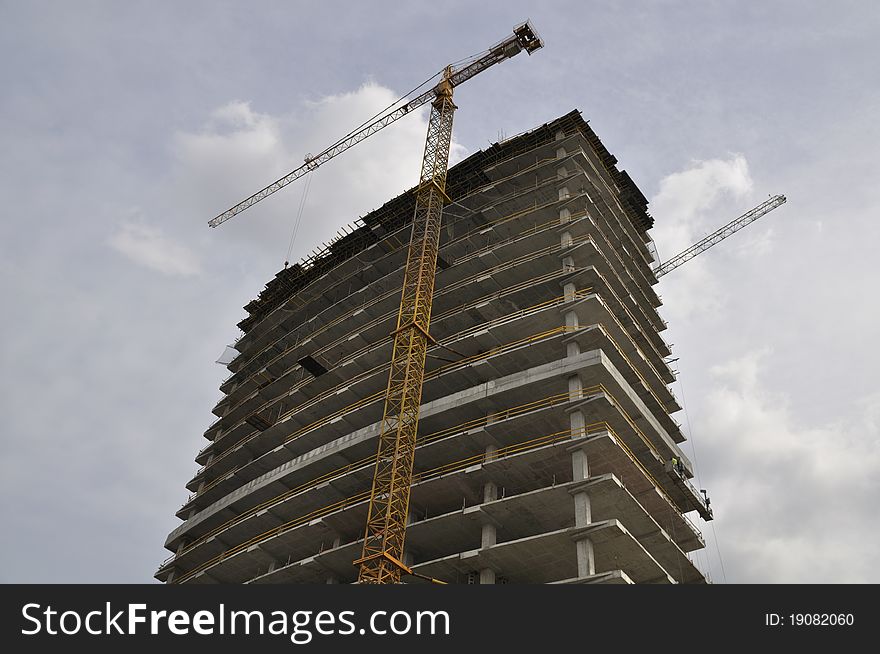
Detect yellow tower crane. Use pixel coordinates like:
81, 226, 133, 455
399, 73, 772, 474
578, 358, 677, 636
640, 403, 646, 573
208, 23, 544, 584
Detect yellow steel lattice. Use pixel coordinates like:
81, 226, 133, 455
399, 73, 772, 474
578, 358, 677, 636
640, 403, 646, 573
356, 74, 457, 584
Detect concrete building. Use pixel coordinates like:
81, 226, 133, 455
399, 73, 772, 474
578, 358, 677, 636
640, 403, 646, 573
156, 110, 712, 585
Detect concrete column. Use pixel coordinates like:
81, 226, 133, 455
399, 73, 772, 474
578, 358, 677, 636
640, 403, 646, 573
560, 231, 573, 248
480, 445, 498, 584
556, 146, 566, 159
576, 538, 596, 578
479, 521, 497, 584
557, 167, 568, 179
573, 489, 592, 523
565, 311, 580, 357
570, 407, 586, 440
570, 432, 596, 578
559, 186, 570, 201
559, 207, 571, 223
563, 282, 577, 302
562, 256, 575, 272
481, 522, 497, 548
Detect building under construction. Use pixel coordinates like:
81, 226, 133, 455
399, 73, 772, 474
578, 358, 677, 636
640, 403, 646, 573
156, 110, 712, 585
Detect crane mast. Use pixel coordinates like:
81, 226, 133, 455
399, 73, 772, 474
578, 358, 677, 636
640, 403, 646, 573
355, 24, 543, 584
354, 69, 457, 585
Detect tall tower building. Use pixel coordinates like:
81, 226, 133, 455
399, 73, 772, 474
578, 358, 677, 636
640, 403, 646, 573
157, 110, 712, 585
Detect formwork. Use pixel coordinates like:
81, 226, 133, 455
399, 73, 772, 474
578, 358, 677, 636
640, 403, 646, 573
156, 110, 711, 584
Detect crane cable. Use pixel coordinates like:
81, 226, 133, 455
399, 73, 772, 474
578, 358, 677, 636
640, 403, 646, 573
284, 171, 313, 267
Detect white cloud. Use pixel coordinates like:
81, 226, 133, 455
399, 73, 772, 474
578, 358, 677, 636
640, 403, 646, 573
108, 221, 201, 276
173, 101, 286, 217
650, 155, 755, 319
731, 225, 775, 258
695, 349, 880, 582
651, 152, 880, 583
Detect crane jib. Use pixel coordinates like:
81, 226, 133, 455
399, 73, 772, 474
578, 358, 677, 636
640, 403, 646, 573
654, 195, 787, 278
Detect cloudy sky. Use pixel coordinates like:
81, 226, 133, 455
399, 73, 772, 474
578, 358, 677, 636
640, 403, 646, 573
2, 1, 878, 584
